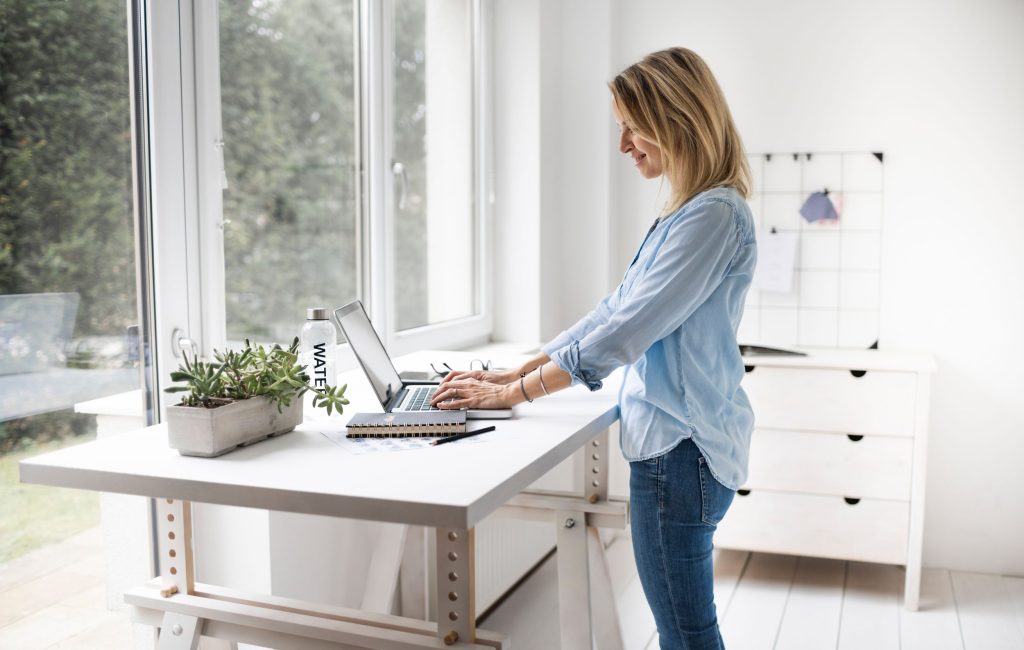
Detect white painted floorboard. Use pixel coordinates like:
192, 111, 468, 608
836, 562, 902, 650
720, 553, 798, 650
951, 571, 1024, 650
713, 549, 752, 621
899, 568, 964, 650
774, 556, 845, 650
479, 530, 1024, 650
1007, 576, 1024, 641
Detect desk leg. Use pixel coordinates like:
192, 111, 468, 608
436, 527, 476, 646
557, 510, 592, 650
585, 430, 610, 504
560, 428, 624, 650
156, 612, 201, 650
588, 528, 625, 650
156, 499, 195, 597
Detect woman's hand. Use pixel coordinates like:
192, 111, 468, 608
438, 367, 519, 386
430, 378, 517, 410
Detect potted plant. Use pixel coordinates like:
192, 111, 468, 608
164, 337, 348, 457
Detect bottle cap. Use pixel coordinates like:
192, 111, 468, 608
306, 307, 330, 320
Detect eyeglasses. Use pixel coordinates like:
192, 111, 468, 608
429, 359, 492, 377
430, 362, 453, 378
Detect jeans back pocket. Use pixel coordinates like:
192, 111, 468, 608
698, 456, 735, 526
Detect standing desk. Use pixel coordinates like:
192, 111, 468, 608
20, 357, 628, 650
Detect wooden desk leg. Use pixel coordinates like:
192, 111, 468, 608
585, 430, 610, 504
557, 509, 593, 650
156, 611, 201, 650
436, 527, 476, 645
156, 499, 195, 597
587, 527, 625, 650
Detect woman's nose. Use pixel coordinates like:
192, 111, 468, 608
619, 131, 632, 154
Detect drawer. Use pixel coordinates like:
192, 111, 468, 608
715, 489, 909, 565
742, 366, 918, 436
745, 429, 913, 500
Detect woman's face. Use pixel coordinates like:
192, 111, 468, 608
613, 100, 663, 179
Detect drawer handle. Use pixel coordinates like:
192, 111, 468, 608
849, 369, 867, 378
744, 365, 755, 373
847, 434, 864, 442
737, 489, 751, 496
843, 497, 861, 505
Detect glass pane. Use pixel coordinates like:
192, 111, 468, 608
220, 0, 358, 344
0, 0, 144, 584
393, 0, 476, 331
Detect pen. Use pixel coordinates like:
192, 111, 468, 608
431, 425, 496, 446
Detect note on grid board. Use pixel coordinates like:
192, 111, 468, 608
752, 230, 798, 293
740, 151, 885, 349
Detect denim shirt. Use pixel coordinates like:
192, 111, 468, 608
542, 186, 757, 490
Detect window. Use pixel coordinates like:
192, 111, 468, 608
186, 0, 490, 355
218, 0, 360, 344
391, 0, 477, 332
0, 0, 147, 564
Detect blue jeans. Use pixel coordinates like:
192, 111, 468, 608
629, 437, 735, 650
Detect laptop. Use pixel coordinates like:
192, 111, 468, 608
334, 301, 513, 420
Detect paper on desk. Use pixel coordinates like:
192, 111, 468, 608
320, 430, 483, 455
752, 229, 798, 293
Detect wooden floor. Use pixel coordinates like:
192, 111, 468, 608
0, 528, 133, 649
3, 527, 1024, 649
480, 530, 1024, 650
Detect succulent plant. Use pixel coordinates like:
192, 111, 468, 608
165, 337, 349, 415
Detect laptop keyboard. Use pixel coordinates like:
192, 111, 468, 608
403, 385, 440, 411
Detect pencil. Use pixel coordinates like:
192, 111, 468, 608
431, 425, 496, 446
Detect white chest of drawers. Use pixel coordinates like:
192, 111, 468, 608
714, 349, 936, 610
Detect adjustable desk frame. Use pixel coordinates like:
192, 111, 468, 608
99, 430, 627, 650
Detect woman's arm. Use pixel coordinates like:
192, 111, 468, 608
431, 360, 572, 409
437, 351, 550, 387
549, 199, 740, 391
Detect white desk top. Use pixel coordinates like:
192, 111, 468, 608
21, 352, 619, 530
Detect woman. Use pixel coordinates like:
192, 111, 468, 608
432, 47, 755, 650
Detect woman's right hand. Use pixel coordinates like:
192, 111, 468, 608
439, 367, 520, 386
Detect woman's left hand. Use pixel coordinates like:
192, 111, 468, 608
430, 378, 517, 410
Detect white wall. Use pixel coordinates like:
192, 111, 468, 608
492, 0, 613, 344
495, 0, 1024, 574
492, 0, 539, 344
596, 0, 1023, 574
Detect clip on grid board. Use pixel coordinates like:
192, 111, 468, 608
739, 151, 885, 350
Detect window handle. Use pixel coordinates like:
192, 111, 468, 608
391, 160, 408, 211
214, 138, 228, 190
171, 328, 199, 359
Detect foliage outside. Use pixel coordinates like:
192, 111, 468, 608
0, 0, 429, 453
0, 0, 429, 566
0, 434, 99, 563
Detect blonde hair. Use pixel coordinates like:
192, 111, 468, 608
609, 48, 751, 213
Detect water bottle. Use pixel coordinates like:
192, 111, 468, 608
300, 308, 336, 391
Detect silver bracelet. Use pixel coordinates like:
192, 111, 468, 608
519, 375, 533, 403
537, 365, 550, 397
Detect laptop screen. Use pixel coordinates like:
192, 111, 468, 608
334, 301, 403, 408
331, 300, 403, 407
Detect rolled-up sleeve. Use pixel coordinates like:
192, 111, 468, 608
549, 199, 739, 391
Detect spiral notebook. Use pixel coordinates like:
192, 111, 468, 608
345, 410, 467, 438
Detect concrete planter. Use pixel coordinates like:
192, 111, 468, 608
166, 396, 303, 457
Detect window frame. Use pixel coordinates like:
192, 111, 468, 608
155, 0, 493, 366
383, 0, 494, 356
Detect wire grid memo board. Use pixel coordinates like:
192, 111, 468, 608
739, 151, 885, 349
